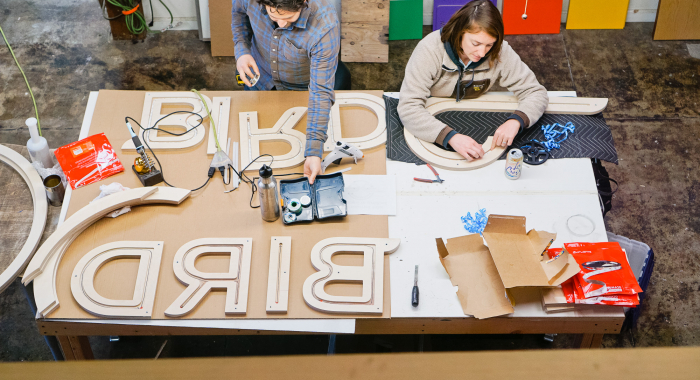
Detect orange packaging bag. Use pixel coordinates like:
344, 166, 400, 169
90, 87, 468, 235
564, 242, 643, 298
54, 133, 124, 190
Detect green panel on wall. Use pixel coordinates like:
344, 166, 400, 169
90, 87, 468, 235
389, 0, 423, 40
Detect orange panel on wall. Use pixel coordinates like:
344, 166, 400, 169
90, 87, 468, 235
503, 0, 563, 35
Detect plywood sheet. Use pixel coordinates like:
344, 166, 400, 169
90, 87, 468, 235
389, 0, 422, 41
503, 0, 562, 35
653, 0, 700, 40
341, 0, 390, 62
210, 0, 236, 57
47, 89, 389, 320
566, 0, 630, 30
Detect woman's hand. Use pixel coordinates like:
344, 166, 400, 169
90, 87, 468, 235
491, 119, 521, 150
235, 54, 260, 87
448, 134, 484, 161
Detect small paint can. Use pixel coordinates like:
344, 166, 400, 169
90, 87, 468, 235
505, 149, 523, 180
43, 174, 65, 207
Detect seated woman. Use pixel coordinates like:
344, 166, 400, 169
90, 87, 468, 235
398, 0, 548, 161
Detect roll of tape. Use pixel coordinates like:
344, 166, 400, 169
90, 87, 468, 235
300, 195, 312, 207
288, 199, 302, 215
283, 212, 297, 224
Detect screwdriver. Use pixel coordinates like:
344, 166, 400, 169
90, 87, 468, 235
412, 265, 419, 307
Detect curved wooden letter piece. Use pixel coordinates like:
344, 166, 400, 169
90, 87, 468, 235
324, 93, 387, 152
122, 92, 213, 151
165, 238, 252, 317
239, 108, 307, 171
302, 238, 401, 314
404, 95, 609, 171
24, 186, 190, 318
0, 145, 48, 295
70, 241, 163, 318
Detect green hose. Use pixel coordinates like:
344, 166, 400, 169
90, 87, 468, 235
0, 24, 41, 136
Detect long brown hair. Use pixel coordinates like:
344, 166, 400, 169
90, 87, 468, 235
440, 0, 504, 66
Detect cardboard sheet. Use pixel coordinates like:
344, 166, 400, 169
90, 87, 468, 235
48, 90, 390, 321
482, 215, 580, 288
436, 235, 514, 319
209, 0, 235, 57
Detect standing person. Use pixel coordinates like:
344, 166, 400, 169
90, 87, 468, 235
232, 0, 340, 183
398, 0, 548, 161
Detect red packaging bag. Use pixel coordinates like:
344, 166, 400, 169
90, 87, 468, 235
565, 242, 643, 297
560, 279, 576, 304
571, 275, 639, 306
54, 133, 124, 190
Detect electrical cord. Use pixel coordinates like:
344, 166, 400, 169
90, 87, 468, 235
126, 113, 213, 192
0, 24, 41, 135
102, 0, 173, 35
191, 89, 221, 150
127, 109, 304, 199
226, 153, 304, 208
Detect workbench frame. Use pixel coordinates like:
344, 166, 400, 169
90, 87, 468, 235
36, 91, 621, 360
39, 315, 617, 359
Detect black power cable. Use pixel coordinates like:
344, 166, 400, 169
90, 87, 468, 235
127, 110, 305, 201
126, 112, 212, 192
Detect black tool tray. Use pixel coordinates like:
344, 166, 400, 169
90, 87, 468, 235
279, 172, 347, 224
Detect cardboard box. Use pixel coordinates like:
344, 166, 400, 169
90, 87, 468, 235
482, 215, 580, 288
436, 235, 514, 319
436, 215, 580, 319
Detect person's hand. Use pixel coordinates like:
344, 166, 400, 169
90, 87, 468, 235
491, 119, 521, 150
448, 133, 484, 161
236, 54, 260, 87
304, 156, 322, 184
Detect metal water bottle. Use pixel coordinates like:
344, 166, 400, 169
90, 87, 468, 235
258, 165, 280, 222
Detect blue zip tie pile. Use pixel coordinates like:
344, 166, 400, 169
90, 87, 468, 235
461, 208, 488, 234
535, 122, 576, 151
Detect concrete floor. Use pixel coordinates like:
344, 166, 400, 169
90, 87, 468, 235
1, 0, 699, 361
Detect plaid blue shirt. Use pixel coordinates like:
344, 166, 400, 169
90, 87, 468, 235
232, 0, 340, 158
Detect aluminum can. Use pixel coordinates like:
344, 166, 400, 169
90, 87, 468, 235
505, 149, 523, 180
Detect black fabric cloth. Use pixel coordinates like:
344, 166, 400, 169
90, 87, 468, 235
384, 95, 618, 165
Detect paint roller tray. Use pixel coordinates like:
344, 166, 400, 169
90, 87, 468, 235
279, 172, 347, 224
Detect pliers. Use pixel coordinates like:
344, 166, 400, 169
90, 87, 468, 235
414, 163, 444, 183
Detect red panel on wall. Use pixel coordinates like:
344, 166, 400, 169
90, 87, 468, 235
503, 0, 562, 35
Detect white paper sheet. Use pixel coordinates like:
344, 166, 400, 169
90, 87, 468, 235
343, 175, 397, 215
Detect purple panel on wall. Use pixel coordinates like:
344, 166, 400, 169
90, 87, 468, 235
432, 0, 498, 31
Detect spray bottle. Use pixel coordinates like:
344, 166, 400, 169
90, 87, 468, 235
26, 117, 54, 169
257, 165, 280, 222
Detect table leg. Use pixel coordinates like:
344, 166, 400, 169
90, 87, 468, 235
57, 336, 94, 360
578, 333, 604, 348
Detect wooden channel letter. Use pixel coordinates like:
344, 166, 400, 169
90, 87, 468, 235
239, 108, 307, 171
324, 93, 387, 152
403, 95, 607, 171
266, 236, 292, 314
165, 238, 252, 317
70, 241, 163, 319
122, 92, 216, 151
302, 237, 401, 314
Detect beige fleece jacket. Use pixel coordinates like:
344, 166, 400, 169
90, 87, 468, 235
398, 30, 549, 145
